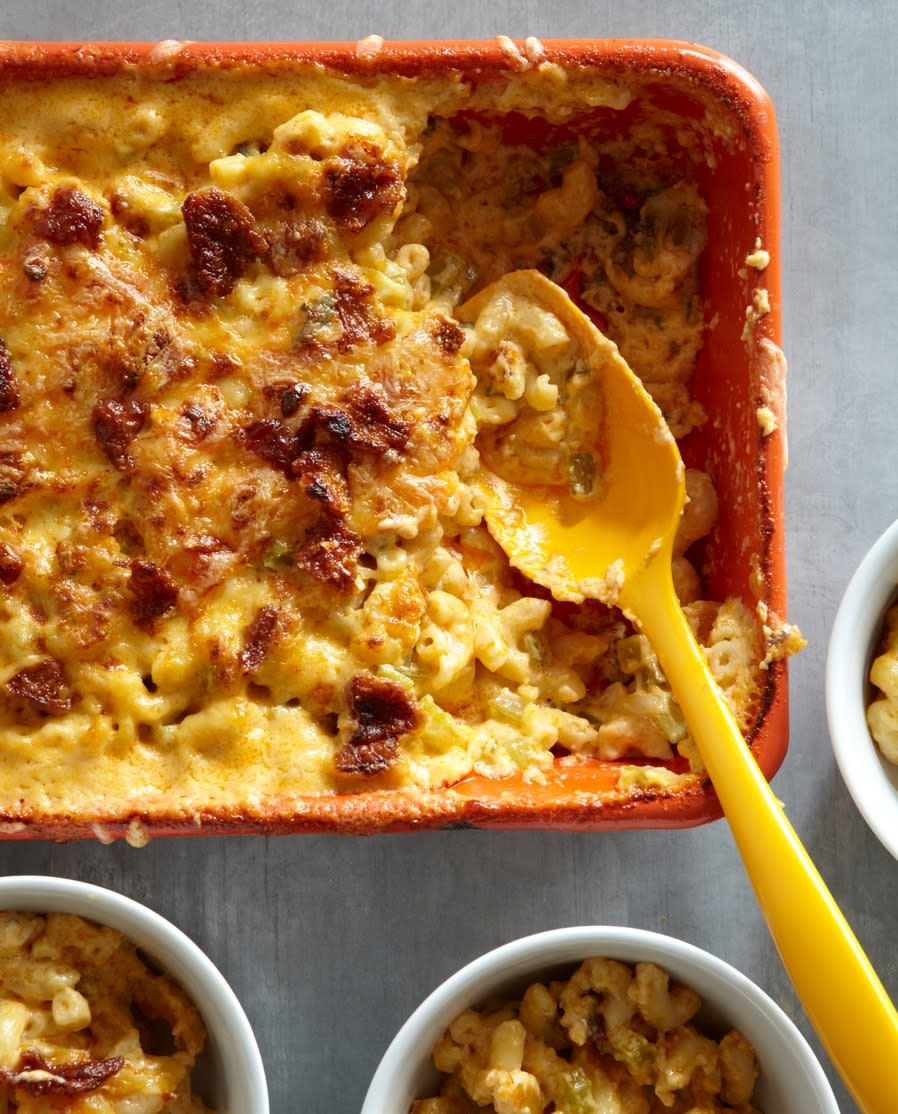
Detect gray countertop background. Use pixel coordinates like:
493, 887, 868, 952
1, 3, 896, 1112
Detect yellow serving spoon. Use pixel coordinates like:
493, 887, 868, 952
459, 270, 898, 1112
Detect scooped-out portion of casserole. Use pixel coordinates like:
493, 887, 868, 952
0, 53, 790, 833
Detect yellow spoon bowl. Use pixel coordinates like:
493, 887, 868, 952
459, 269, 898, 1113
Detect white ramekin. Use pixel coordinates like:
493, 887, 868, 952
826, 517, 898, 861
0, 874, 268, 1114
362, 926, 839, 1114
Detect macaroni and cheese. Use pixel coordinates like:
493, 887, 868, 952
866, 603, 898, 766
0, 56, 773, 830
0, 910, 212, 1112
414, 956, 763, 1113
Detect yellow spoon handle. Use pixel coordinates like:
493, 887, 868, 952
630, 570, 898, 1113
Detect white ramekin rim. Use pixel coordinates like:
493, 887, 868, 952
825, 517, 898, 862
0, 874, 268, 1114
362, 925, 839, 1114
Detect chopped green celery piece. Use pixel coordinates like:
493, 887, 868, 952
263, 538, 294, 568
375, 664, 416, 693
487, 690, 525, 724
415, 695, 469, 753
504, 735, 542, 769
522, 631, 548, 667
617, 634, 650, 675
295, 294, 336, 346
555, 1067, 594, 1114
567, 451, 601, 501
617, 633, 665, 687
651, 693, 687, 743
428, 251, 474, 291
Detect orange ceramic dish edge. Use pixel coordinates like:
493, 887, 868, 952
0, 38, 787, 839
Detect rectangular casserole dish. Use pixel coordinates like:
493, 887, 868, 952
0, 38, 789, 840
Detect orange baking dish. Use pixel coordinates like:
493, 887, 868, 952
0, 39, 787, 839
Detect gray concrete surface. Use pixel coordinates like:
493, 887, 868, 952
1, 3, 896, 1112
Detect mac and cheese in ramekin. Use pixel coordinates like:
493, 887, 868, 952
414, 957, 763, 1113
0, 910, 212, 1112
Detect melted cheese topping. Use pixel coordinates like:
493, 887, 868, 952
0, 64, 764, 827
